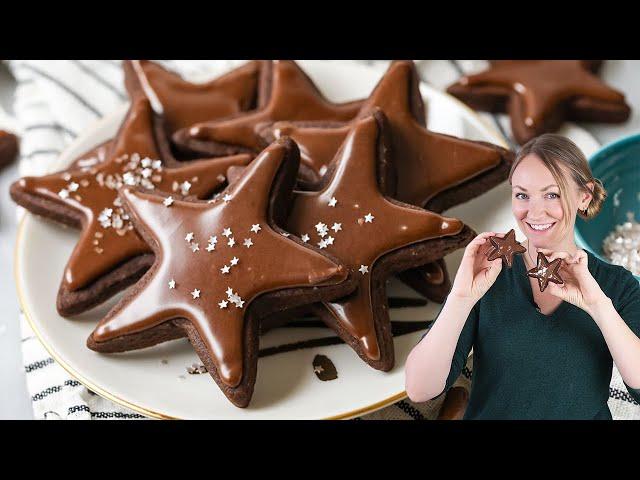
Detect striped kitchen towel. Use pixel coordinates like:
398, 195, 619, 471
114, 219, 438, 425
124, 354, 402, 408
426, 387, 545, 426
7, 60, 639, 420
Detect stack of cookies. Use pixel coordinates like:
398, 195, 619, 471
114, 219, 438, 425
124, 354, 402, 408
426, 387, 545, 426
11, 60, 519, 407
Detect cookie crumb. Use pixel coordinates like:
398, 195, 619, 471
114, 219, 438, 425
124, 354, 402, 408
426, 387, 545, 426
312, 354, 338, 381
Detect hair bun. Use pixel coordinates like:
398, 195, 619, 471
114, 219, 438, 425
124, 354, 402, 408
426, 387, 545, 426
582, 178, 607, 220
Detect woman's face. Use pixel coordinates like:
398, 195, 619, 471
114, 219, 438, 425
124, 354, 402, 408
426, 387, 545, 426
511, 154, 587, 249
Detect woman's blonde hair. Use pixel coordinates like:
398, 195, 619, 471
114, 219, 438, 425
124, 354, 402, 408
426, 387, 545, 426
508, 134, 606, 231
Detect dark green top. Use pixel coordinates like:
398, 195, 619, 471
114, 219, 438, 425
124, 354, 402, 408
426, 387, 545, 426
434, 250, 640, 420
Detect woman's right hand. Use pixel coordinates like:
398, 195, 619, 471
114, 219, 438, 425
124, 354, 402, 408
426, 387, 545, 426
449, 231, 503, 303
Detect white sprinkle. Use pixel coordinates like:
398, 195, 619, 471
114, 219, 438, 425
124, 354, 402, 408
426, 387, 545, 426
185, 232, 194, 243
325, 236, 335, 246
163, 196, 174, 207
218, 300, 229, 309
359, 265, 369, 275
234, 299, 245, 309
123, 172, 136, 186
209, 236, 218, 245
68, 182, 79, 192
141, 168, 153, 179
251, 224, 261, 234
230, 257, 239, 266
226, 287, 234, 297
191, 243, 200, 253
318, 240, 327, 249
58, 189, 69, 199
152, 160, 162, 171
223, 194, 232, 202
141, 158, 152, 168
227, 237, 236, 247
222, 228, 233, 238
328, 197, 338, 207
364, 213, 375, 223
281, 232, 290, 238
206, 243, 216, 252
168, 279, 176, 289
301, 234, 310, 243
181, 181, 192, 195
191, 289, 201, 299
102, 208, 113, 218
315, 222, 326, 232
221, 265, 231, 274
331, 223, 342, 232
243, 238, 253, 248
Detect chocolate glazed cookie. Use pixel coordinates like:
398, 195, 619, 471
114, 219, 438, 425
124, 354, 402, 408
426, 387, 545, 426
259, 60, 514, 301
10, 98, 253, 317
87, 138, 357, 407
447, 60, 631, 145
284, 111, 475, 371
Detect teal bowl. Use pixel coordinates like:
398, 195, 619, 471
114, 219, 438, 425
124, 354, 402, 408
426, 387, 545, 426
575, 133, 640, 283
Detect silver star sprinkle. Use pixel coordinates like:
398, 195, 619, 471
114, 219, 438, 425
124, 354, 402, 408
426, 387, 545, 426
243, 238, 253, 248
185, 232, 194, 243
230, 257, 239, 266
331, 223, 342, 232
218, 300, 229, 309
325, 236, 335, 246
163, 196, 174, 207
251, 224, 261, 234
227, 237, 236, 247
206, 243, 216, 252
180, 181, 192, 195
168, 279, 176, 289
223, 194, 232, 202
191, 289, 201, 299
58, 189, 69, 199
221, 265, 231, 274
191, 243, 200, 253
222, 228, 232, 238
364, 213, 375, 223
68, 182, 79, 192
301, 234, 310, 243
328, 197, 338, 207
359, 265, 369, 275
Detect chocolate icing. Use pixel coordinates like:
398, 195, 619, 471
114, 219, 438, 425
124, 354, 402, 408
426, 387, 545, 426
526, 252, 564, 293
124, 60, 261, 134
90, 139, 349, 388
13, 98, 252, 292
286, 113, 463, 361
266, 61, 506, 207
177, 60, 363, 152
459, 60, 626, 129
487, 229, 526, 268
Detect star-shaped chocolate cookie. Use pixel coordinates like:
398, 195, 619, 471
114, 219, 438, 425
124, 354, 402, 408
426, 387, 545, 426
123, 60, 263, 137
10, 98, 253, 316
261, 61, 513, 301
172, 60, 364, 157
486, 229, 526, 267
261, 61, 514, 212
285, 111, 475, 370
527, 252, 564, 293
447, 60, 631, 145
87, 138, 354, 407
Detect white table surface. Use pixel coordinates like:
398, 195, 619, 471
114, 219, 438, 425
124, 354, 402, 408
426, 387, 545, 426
1, 60, 639, 419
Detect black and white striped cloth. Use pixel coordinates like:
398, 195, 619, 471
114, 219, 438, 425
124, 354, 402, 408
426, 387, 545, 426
7, 60, 639, 420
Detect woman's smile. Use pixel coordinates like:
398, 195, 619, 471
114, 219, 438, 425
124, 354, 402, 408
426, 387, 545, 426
525, 221, 557, 234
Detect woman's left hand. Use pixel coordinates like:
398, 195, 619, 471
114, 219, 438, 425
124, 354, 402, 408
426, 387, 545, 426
537, 248, 609, 315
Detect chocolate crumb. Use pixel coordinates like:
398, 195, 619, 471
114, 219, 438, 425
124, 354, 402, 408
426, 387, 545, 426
312, 354, 338, 381
0, 130, 19, 170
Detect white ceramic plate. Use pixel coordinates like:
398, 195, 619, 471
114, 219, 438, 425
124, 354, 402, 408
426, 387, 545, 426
14, 61, 599, 419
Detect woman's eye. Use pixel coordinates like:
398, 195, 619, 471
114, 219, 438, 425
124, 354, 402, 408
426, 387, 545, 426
515, 192, 527, 200
546, 193, 560, 199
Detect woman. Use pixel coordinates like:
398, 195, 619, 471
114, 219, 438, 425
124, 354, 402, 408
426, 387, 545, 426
405, 133, 640, 419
